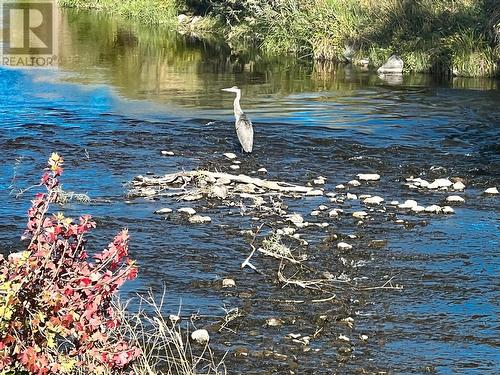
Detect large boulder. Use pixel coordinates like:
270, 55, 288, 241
377, 55, 404, 74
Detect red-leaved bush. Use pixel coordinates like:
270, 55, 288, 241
0, 153, 139, 374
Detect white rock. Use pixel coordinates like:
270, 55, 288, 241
329, 209, 339, 218
287, 214, 304, 227
446, 195, 465, 203
335, 184, 346, 189
453, 181, 466, 190
398, 200, 418, 209
352, 211, 368, 219
411, 205, 425, 213
337, 242, 353, 250
282, 227, 296, 235
212, 184, 228, 199
347, 180, 361, 187
310, 210, 320, 216
258, 167, 268, 173
306, 189, 324, 196
189, 215, 212, 224
360, 334, 368, 341
178, 207, 196, 215
154, 208, 173, 214
217, 176, 231, 185
424, 205, 442, 213
358, 194, 372, 199
409, 178, 429, 188
347, 234, 357, 239
346, 193, 357, 200
363, 196, 384, 205
233, 160, 241, 164
266, 318, 283, 327
313, 176, 326, 185
442, 206, 455, 214
191, 329, 210, 344
223, 152, 237, 160
318, 205, 328, 211
428, 178, 453, 189
222, 278, 236, 288
377, 55, 403, 74
389, 200, 399, 205
356, 173, 381, 181
317, 222, 329, 228
161, 150, 175, 156
338, 334, 351, 342
230, 165, 240, 170
484, 187, 499, 195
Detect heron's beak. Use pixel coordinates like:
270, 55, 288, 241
221, 88, 232, 92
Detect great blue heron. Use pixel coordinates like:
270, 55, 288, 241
222, 86, 253, 153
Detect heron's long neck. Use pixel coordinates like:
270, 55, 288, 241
233, 91, 243, 117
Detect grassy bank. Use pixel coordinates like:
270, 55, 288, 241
58, 0, 500, 77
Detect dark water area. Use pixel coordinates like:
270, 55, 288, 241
1, 8, 499, 374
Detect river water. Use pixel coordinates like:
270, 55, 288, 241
0, 8, 499, 374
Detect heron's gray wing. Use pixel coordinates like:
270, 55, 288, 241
235, 113, 254, 153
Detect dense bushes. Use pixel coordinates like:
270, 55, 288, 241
0, 154, 139, 374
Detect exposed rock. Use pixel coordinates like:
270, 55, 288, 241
313, 176, 326, 185
211, 184, 229, 199
389, 200, 399, 205
352, 211, 368, 219
363, 196, 384, 205
442, 206, 455, 214
424, 205, 442, 213
189, 215, 212, 224
346, 193, 357, 200
484, 187, 499, 195
266, 318, 283, 327
452, 181, 466, 191
178, 207, 196, 215
446, 195, 465, 203
222, 278, 236, 288
360, 334, 368, 341
223, 152, 237, 160
258, 167, 268, 173
287, 214, 304, 227
398, 200, 418, 209
329, 209, 340, 218
358, 194, 371, 199
428, 178, 453, 189
306, 189, 323, 196
310, 210, 320, 216
335, 184, 346, 190
230, 165, 240, 170
337, 242, 353, 250
191, 329, 210, 344
318, 205, 328, 211
338, 334, 351, 342
377, 55, 403, 74
347, 179, 361, 187
154, 208, 172, 214
357, 173, 381, 181
182, 193, 203, 201
411, 205, 425, 213
161, 150, 175, 156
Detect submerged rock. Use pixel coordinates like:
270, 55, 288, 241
191, 329, 210, 344
356, 173, 381, 181
377, 55, 403, 74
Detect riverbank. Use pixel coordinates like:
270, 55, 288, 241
59, 0, 499, 77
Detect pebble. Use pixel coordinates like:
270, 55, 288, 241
318, 205, 328, 211
484, 187, 499, 195
442, 206, 455, 214
223, 152, 237, 160
352, 211, 367, 219
452, 181, 466, 190
337, 242, 353, 250
424, 205, 442, 213
154, 208, 173, 214
266, 318, 283, 327
446, 195, 465, 203
346, 193, 357, 200
191, 329, 210, 344
306, 189, 324, 196
411, 205, 425, 213
188, 215, 212, 224
161, 150, 175, 156
178, 207, 196, 215
258, 167, 268, 173
230, 165, 240, 170
335, 184, 346, 189
363, 196, 384, 205
357, 173, 381, 181
398, 200, 418, 209
222, 278, 236, 288
428, 178, 453, 189
347, 180, 361, 187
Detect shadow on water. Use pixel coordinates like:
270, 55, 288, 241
0, 7, 499, 374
